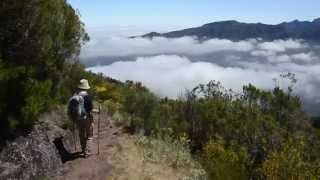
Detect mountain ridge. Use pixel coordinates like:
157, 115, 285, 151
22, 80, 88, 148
139, 18, 320, 41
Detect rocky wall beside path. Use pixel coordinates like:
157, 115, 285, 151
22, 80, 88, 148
0, 107, 74, 180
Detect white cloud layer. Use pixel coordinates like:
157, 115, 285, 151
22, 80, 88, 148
291, 52, 317, 62
257, 39, 307, 52
81, 35, 311, 61
82, 36, 255, 57
88, 55, 320, 104
83, 34, 320, 114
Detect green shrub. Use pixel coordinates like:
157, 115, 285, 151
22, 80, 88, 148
201, 140, 249, 180
102, 100, 121, 115
135, 135, 207, 180
22, 80, 54, 124
260, 137, 320, 179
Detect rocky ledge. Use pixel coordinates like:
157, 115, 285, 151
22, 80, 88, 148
0, 107, 75, 180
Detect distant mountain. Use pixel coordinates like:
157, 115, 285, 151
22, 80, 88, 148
140, 18, 320, 40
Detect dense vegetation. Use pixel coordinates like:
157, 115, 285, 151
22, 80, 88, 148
95, 74, 320, 179
1, 1, 320, 179
0, 0, 89, 139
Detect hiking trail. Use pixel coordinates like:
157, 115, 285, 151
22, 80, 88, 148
55, 110, 189, 180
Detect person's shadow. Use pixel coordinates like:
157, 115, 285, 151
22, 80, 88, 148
53, 137, 85, 163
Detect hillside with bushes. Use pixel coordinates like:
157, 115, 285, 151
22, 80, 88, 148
95, 74, 320, 179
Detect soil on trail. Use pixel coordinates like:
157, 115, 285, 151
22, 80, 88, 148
56, 111, 188, 180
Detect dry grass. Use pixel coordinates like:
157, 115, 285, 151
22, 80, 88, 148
134, 135, 207, 180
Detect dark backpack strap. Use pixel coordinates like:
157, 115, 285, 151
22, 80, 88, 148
83, 95, 93, 113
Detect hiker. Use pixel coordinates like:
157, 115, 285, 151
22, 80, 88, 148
68, 79, 94, 157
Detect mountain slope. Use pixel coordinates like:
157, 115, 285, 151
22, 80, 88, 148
141, 18, 320, 40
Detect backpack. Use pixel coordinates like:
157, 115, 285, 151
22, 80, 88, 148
68, 95, 88, 121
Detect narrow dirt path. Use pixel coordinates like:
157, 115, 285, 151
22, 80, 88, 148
56, 111, 117, 180
56, 111, 188, 180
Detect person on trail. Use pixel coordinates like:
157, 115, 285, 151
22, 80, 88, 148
68, 79, 94, 157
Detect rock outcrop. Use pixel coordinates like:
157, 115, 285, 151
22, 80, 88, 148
0, 107, 74, 180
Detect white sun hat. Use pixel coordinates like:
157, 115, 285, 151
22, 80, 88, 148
78, 79, 90, 90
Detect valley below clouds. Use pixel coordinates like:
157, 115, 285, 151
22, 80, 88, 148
83, 31, 320, 115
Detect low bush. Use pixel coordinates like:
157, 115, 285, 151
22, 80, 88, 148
135, 134, 207, 180
201, 140, 249, 180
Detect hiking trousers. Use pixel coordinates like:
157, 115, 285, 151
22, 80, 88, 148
77, 115, 93, 153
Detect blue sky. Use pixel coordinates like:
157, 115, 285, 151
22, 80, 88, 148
68, 0, 320, 30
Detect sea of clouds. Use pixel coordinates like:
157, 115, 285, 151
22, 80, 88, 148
82, 32, 320, 115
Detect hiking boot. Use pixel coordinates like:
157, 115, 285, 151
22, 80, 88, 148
84, 152, 91, 158
83, 149, 92, 158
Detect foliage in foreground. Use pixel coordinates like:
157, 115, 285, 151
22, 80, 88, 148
0, 0, 88, 138
100, 75, 320, 179
135, 134, 207, 180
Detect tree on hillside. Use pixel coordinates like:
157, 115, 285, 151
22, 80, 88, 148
0, 0, 89, 138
